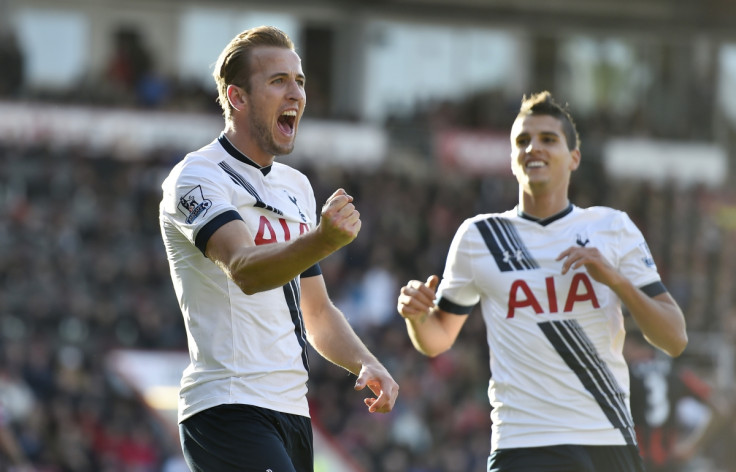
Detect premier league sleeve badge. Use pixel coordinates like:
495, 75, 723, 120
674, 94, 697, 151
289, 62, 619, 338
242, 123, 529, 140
178, 185, 213, 224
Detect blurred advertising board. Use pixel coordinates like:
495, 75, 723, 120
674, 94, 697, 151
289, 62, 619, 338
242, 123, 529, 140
0, 101, 386, 169
435, 129, 512, 175
603, 138, 728, 188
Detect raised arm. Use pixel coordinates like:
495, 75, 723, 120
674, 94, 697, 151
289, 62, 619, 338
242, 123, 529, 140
300, 275, 398, 413
397, 275, 468, 357
206, 188, 359, 294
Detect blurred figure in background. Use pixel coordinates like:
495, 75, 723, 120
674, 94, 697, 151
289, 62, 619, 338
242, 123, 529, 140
0, 29, 24, 97
159, 25, 397, 471
625, 328, 728, 472
0, 401, 32, 471
0, 356, 33, 471
105, 26, 169, 107
397, 91, 688, 472
105, 28, 152, 97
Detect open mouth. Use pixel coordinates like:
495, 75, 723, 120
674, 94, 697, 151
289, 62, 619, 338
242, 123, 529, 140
277, 110, 297, 135
526, 160, 547, 169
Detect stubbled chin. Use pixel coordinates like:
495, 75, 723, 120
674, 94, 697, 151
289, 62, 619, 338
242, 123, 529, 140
523, 172, 552, 187
274, 141, 295, 156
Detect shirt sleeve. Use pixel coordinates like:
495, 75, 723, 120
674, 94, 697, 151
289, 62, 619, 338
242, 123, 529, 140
616, 212, 664, 291
160, 156, 245, 252
436, 219, 481, 314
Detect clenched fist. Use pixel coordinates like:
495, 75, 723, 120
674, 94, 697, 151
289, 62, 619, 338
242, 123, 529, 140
316, 188, 361, 251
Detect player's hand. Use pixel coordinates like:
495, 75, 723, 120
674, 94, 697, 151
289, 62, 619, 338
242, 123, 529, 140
397, 275, 439, 322
556, 246, 625, 287
317, 188, 361, 250
354, 361, 399, 414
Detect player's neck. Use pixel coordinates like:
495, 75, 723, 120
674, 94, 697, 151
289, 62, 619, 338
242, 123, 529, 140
518, 192, 570, 220
223, 127, 275, 168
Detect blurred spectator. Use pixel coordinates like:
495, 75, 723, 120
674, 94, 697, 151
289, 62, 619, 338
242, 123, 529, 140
0, 399, 32, 469
0, 346, 34, 470
625, 329, 729, 472
105, 27, 169, 107
106, 28, 152, 91
0, 29, 24, 97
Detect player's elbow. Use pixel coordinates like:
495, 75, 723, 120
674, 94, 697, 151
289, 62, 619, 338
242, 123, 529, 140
229, 271, 265, 295
659, 331, 688, 358
225, 259, 273, 295
414, 341, 453, 358
667, 332, 688, 358
416, 347, 440, 358
423, 348, 449, 358
238, 284, 260, 296
234, 276, 267, 295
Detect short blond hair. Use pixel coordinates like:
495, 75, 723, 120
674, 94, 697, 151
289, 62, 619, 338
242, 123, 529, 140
212, 26, 295, 123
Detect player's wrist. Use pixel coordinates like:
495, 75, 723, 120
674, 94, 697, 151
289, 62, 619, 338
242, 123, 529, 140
301, 225, 344, 258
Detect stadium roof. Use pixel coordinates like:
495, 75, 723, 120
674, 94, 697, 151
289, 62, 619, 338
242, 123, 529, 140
200, 0, 736, 40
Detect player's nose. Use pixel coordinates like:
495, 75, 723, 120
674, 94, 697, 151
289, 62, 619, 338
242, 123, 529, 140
286, 79, 305, 101
525, 137, 541, 154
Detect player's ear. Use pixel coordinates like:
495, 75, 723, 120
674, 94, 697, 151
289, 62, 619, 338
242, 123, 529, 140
227, 84, 246, 112
569, 148, 581, 171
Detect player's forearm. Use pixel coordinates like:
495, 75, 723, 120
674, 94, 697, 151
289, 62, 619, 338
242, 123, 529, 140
405, 309, 455, 357
225, 230, 336, 294
307, 308, 375, 375
614, 282, 687, 357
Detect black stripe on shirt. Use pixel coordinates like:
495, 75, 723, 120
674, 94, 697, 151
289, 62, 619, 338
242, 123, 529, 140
301, 263, 322, 278
283, 278, 310, 372
518, 203, 573, 226
475, 217, 539, 272
641, 281, 666, 297
194, 210, 242, 255
539, 319, 637, 446
218, 161, 284, 216
494, 218, 538, 270
438, 296, 474, 315
218, 133, 272, 176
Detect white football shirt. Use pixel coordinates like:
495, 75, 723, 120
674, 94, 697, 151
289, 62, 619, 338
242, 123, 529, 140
159, 134, 318, 422
436, 204, 665, 451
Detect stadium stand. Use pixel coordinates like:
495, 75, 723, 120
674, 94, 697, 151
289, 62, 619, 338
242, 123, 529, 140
1, 1, 735, 470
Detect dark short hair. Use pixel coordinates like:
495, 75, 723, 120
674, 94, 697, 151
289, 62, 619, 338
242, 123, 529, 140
516, 91, 580, 151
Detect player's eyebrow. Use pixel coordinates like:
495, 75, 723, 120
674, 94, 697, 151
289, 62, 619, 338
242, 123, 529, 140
514, 131, 530, 142
268, 71, 306, 83
515, 130, 560, 139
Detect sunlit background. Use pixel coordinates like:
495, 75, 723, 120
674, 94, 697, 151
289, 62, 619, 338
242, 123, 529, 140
0, 0, 735, 471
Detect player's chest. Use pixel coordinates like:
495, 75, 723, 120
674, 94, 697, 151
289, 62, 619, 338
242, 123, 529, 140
228, 178, 312, 246
470, 221, 617, 317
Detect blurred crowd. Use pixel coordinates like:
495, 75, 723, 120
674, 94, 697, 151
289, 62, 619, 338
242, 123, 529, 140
0, 141, 186, 471
1, 25, 735, 472
0, 132, 734, 471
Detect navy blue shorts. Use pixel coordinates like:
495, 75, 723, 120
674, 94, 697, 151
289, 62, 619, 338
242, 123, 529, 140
488, 444, 646, 472
179, 404, 314, 472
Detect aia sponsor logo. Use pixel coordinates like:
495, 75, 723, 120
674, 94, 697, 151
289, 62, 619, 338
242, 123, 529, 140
255, 215, 309, 245
506, 273, 600, 318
